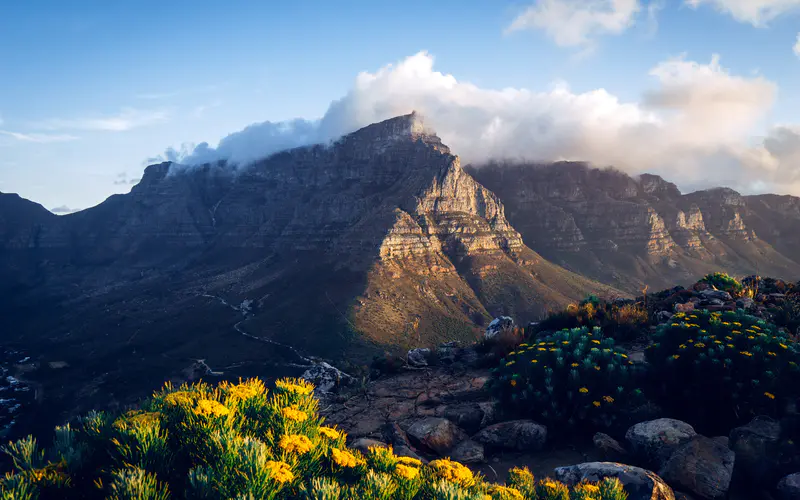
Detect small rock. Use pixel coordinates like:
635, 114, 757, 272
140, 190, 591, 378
350, 438, 387, 455
711, 436, 729, 449
444, 403, 490, 435
626, 418, 697, 469
729, 417, 782, 487
594, 432, 628, 461
555, 462, 675, 500
383, 422, 413, 449
393, 445, 428, 464
736, 297, 755, 310
693, 283, 711, 292
485, 316, 514, 340
407, 417, 467, 456
450, 439, 485, 464
407, 348, 431, 367
658, 436, 735, 499
656, 311, 674, 323
473, 420, 547, 451
674, 302, 695, 313
704, 298, 725, 307
436, 342, 461, 364
301, 362, 356, 393
699, 289, 732, 301
777, 473, 800, 500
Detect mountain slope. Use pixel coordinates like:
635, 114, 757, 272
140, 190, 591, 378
468, 162, 800, 293
0, 114, 615, 432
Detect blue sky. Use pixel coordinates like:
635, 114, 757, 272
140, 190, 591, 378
1, 0, 799, 211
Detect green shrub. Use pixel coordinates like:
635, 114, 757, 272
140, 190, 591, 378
0, 378, 629, 500
699, 272, 743, 296
488, 327, 646, 433
646, 309, 800, 433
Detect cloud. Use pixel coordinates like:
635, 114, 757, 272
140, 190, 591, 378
113, 172, 142, 186
35, 108, 169, 132
685, 0, 800, 25
794, 33, 800, 57
506, 0, 642, 47
193, 100, 222, 118
0, 130, 79, 143
156, 51, 798, 195
50, 205, 81, 214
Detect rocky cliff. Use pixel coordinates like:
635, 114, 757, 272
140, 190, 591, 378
0, 114, 615, 434
468, 162, 800, 293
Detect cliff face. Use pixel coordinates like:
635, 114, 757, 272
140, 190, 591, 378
0, 114, 615, 431
468, 162, 800, 293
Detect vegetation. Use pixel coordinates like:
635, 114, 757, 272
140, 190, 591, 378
488, 327, 645, 433
646, 309, 800, 432
698, 272, 743, 296
532, 296, 649, 343
0, 377, 630, 500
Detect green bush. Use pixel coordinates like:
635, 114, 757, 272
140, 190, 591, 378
646, 309, 800, 433
488, 327, 646, 433
698, 272, 743, 296
533, 297, 649, 343
0, 378, 630, 500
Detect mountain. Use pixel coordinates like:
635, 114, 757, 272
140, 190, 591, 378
467, 162, 800, 294
0, 114, 615, 432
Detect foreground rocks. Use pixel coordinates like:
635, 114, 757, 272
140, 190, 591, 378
658, 436, 734, 499
777, 473, 800, 500
407, 417, 467, 455
626, 418, 697, 469
729, 417, 782, 487
555, 462, 675, 500
473, 420, 547, 451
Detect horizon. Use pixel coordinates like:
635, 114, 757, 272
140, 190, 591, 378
1, 0, 799, 212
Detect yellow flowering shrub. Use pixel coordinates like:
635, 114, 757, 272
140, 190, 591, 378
278, 434, 314, 455
195, 399, 230, 418
281, 406, 309, 422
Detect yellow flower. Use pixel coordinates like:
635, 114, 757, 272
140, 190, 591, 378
195, 399, 230, 418
274, 378, 315, 396
679, 344, 688, 349
694, 342, 706, 348
562, 341, 570, 345
748, 336, 755, 340
265, 461, 294, 483
331, 448, 361, 468
714, 340, 722, 344
593, 401, 601, 407
428, 459, 474, 486
591, 340, 601, 344
510, 379, 517, 387
506, 361, 516, 367
224, 379, 265, 401
531, 359, 539, 364
725, 336, 733, 340
780, 343, 789, 349
740, 351, 753, 357
571, 363, 580, 367
752, 325, 761, 330
672, 355, 680, 360
764, 392, 776, 400
620, 353, 628, 359
603, 395, 614, 403
579, 387, 589, 394
487, 485, 525, 500
768, 351, 777, 357
537, 348, 546, 351
319, 426, 342, 440
508, 351, 517, 356
688, 339, 694, 343
732, 330, 742, 335
394, 464, 419, 480
733, 322, 742, 327
163, 391, 195, 407
281, 406, 308, 422
727, 344, 734, 348
396, 456, 422, 467
279, 434, 314, 454
594, 366, 601, 371
549, 348, 557, 352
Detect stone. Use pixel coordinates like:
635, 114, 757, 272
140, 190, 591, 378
473, 420, 547, 451
301, 362, 356, 393
382, 422, 413, 449
444, 403, 492, 435
729, 417, 782, 487
485, 316, 514, 340
594, 432, 628, 461
554, 462, 675, 500
656, 311, 674, 323
674, 492, 697, 500
699, 289, 732, 302
436, 342, 461, 364
736, 297, 755, 310
350, 438, 387, 455
407, 417, 468, 456
407, 348, 431, 367
777, 473, 800, 500
393, 445, 428, 464
450, 439, 485, 464
658, 436, 735, 499
626, 418, 697, 469
711, 436, 729, 449
674, 302, 695, 313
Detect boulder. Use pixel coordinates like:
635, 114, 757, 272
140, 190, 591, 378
594, 432, 628, 461
656, 311, 674, 323
436, 341, 460, 364
450, 439, 485, 464
736, 297, 755, 310
382, 422, 413, 449
658, 436, 735, 499
777, 473, 800, 500
407, 417, 467, 456
626, 418, 697, 469
485, 316, 514, 340
444, 403, 495, 435
407, 348, 431, 367
393, 445, 428, 464
301, 361, 356, 393
473, 420, 547, 451
699, 289, 732, 302
350, 438, 387, 455
711, 436, 729, 449
555, 462, 675, 500
729, 417, 781, 487
674, 302, 695, 314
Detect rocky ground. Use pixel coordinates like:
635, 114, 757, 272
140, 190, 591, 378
318, 323, 800, 500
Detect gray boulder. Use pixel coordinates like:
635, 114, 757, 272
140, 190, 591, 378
658, 436, 735, 499
699, 289, 732, 301
594, 432, 628, 461
407, 348, 431, 367
407, 417, 467, 456
301, 361, 355, 393
626, 418, 697, 468
350, 438, 387, 455
729, 417, 781, 487
443, 402, 495, 434
555, 462, 675, 500
450, 439, 485, 464
777, 473, 800, 500
485, 316, 514, 340
473, 420, 547, 451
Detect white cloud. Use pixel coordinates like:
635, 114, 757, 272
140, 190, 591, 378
506, 0, 642, 47
158, 51, 799, 195
0, 130, 79, 143
50, 205, 82, 214
794, 32, 800, 57
35, 108, 169, 132
685, 0, 800, 25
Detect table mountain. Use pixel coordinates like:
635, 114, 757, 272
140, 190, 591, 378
468, 162, 800, 294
